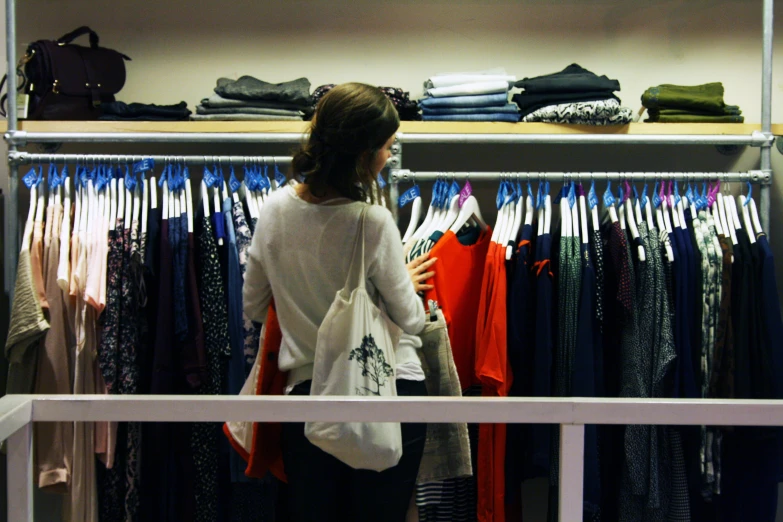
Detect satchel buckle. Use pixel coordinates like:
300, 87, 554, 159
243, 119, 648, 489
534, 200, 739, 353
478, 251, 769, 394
52, 80, 59, 94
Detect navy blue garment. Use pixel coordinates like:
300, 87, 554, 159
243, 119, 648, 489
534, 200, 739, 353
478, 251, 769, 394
756, 234, 783, 398
223, 197, 248, 484
673, 227, 698, 399
422, 112, 519, 123
573, 242, 601, 517
530, 232, 553, 476
506, 224, 535, 492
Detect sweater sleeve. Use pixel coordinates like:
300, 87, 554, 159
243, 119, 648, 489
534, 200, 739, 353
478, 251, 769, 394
366, 206, 426, 335
243, 230, 273, 324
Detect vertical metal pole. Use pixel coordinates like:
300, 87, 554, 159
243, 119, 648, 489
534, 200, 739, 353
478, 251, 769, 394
7, 422, 33, 522
389, 133, 403, 223
4, 0, 18, 296
760, 0, 773, 235
558, 424, 585, 522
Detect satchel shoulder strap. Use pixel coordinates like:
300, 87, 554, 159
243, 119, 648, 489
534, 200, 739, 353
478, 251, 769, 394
56, 26, 99, 48
344, 206, 369, 293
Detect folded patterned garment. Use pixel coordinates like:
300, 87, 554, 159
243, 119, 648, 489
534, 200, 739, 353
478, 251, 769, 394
521, 98, 633, 125
418, 92, 509, 109
645, 113, 745, 123
425, 73, 516, 89
513, 91, 619, 118
196, 105, 304, 117
515, 64, 620, 94
641, 83, 728, 114
190, 113, 303, 121
425, 80, 510, 98
422, 103, 520, 116
215, 76, 313, 106
311, 84, 421, 120
422, 112, 519, 123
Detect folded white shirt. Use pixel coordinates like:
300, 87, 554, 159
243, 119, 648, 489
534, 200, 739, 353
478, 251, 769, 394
427, 74, 516, 89
425, 80, 511, 98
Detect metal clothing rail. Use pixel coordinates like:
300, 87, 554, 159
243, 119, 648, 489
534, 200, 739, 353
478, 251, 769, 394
4, 131, 308, 146
5, 395, 783, 522
393, 131, 775, 147
8, 152, 293, 166
390, 169, 771, 184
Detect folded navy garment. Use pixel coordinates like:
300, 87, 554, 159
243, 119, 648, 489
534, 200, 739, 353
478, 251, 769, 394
99, 101, 191, 120
422, 103, 519, 116
215, 76, 313, 106
514, 64, 620, 94
418, 92, 508, 109
513, 91, 618, 118
422, 112, 520, 123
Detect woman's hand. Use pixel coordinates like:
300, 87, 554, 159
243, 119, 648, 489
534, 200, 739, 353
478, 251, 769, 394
407, 253, 437, 293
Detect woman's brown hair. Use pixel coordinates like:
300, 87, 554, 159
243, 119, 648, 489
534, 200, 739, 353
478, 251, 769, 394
291, 83, 399, 204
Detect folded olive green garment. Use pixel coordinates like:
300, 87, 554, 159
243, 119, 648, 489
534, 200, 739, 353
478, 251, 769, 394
649, 105, 741, 117
642, 83, 728, 113
646, 114, 745, 123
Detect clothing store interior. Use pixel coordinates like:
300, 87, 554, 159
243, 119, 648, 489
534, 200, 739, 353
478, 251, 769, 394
2, 0, 783, 521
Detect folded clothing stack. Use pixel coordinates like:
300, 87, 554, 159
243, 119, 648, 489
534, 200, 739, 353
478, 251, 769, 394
642, 83, 744, 123
311, 85, 421, 120
419, 70, 519, 122
193, 76, 314, 121
513, 64, 632, 125
99, 101, 192, 121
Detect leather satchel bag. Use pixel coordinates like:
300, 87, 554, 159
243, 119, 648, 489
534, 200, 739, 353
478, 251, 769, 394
1, 26, 130, 120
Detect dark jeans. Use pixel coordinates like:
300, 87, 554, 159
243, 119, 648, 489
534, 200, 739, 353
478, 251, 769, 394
281, 379, 428, 522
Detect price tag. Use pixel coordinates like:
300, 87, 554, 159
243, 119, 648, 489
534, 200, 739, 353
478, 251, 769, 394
449, 180, 460, 201
229, 168, 242, 193
274, 166, 286, 187
588, 180, 599, 209
458, 180, 473, 208
133, 158, 155, 174
567, 182, 576, 209
603, 181, 616, 208
641, 185, 649, 209
398, 185, 420, 208
652, 182, 661, 208
377, 173, 387, 189
22, 168, 37, 188
204, 166, 218, 188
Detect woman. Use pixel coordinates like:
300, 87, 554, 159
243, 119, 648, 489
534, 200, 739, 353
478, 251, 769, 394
243, 83, 436, 521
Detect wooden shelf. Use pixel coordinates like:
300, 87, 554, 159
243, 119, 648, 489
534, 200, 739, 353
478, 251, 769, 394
5, 120, 781, 135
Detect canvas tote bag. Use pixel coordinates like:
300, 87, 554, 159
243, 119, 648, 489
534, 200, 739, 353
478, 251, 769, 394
304, 207, 403, 471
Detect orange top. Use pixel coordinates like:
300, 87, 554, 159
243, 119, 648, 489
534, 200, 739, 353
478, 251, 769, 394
475, 241, 513, 522
423, 228, 492, 390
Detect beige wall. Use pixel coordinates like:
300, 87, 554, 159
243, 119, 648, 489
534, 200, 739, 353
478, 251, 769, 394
1, 1, 783, 519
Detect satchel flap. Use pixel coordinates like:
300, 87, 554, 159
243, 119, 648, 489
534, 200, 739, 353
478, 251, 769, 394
40, 41, 126, 96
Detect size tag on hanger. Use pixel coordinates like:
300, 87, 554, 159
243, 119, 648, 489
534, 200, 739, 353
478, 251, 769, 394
567, 182, 576, 208
458, 180, 473, 208
652, 182, 661, 208
674, 181, 681, 208
745, 182, 753, 206
204, 166, 218, 188
588, 181, 598, 209
641, 185, 649, 209
399, 185, 420, 208
258, 172, 271, 191
133, 158, 155, 174
603, 181, 616, 208
449, 180, 460, 201
274, 166, 286, 187
229, 167, 242, 193
377, 173, 387, 189
23, 168, 37, 189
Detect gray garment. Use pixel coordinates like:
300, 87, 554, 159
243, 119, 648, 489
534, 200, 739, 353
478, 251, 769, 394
196, 105, 303, 117
190, 114, 303, 122
416, 310, 473, 483
215, 76, 312, 106
619, 221, 677, 522
201, 92, 310, 111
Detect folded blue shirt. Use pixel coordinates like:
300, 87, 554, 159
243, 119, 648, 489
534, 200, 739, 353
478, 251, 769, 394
422, 103, 520, 116
418, 92, 509, 109
422, 112, 520, 123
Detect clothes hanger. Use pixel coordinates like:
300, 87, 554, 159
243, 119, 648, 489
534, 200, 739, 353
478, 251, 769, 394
749, 194, 763, 236
560, 183, 572, 238
642, 183, 655, 231
57, 166, 72, 291
506, 175, 525, 260
34, 164, 46, 226
536, 182, 545, 237
21, 167, 39, 252
230, 165, 241, 204
141, 160, 149, 238
709, 181, 724, 237
109, 169, 117, 232
436, 174, 461, 237
588, 179, 600, 232
407, 176, 439, 248
569, 181, 580, 242
720, 176, 738, 247
740, 180, 759, 238
661, 181, 674, 234
124, 163, 134, 230
71, 163, 82, 244
449, 175, 487, 234
668, 181, 681, 229
618, 184, 627, 230
524, 178, 535, 227
625, 181, 641, 244
491, 175, 508, 245
544, 181, 552, 235
400, 175, 422, 244
242, 161, 259, 222
201, 165, 212, 220
160, 162, 169, 221
739, 187, 756, 244
653, 182, 674, 262
183, 164, 194, 234
578, 181, 589, 245
603, 180, 619, 225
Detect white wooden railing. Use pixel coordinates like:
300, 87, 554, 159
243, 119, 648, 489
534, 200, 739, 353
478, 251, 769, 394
3, 394, 783, 522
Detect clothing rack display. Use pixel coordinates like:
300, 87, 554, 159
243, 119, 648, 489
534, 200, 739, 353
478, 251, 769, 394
389, 170, 770, 184
8, 153, 293, 167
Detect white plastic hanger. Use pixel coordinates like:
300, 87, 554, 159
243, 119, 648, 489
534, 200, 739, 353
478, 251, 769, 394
506, 180, 525, 260
449, 184, 487, 235
21, 173, 37, 252
749, 197, 763, 236
401, 192, 422, 244
109, 178, 117, 231
57, 173, 72, 291
71, 179, 81, 246
124, 173, 133, 230
35, 171, 46, 226
578, 183, 589, 245
624, 183, 645, 261
243, 180, 259, 223
407, 179, 439, 247
561, 188, 572, 238
161, 177, 169, 221
141, 175, 149, 237
133, 182, 142, 234
150, 173, 158, 211
184, 169, 194, 233
544, 190, 552, 235
201, 179, 211, 220
738, 195, 756, 244
537, 186, 545, 237
524, 184, 535, 227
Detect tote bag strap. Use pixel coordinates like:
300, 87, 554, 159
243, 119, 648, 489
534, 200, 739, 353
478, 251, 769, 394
343, 206, 369, 293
